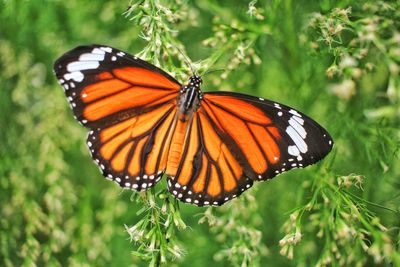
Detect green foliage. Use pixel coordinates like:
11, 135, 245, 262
199, 188, 268, 266
126, 190, 186, 266
0, 0, 399, 266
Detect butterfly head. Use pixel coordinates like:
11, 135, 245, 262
189, 75, 202, 88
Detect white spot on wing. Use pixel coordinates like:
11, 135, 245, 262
288, 145, 300, 156
289, 109, 302, 117
67, 61, 100, 72
100, 47, 112, 53
64, 71, 84, 82
293, 116, 304, 125
79, 53, 105, 61
289, 118, 307, 138
286, 125, 307, 153
92, 48, 106, 55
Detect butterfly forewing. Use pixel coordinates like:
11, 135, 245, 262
203, 92, 333, 181
53, 45, 181, 128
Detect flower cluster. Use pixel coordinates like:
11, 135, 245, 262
199, 1, 267, 86
125, 190, 186, 266
199, 189, 268, 267
279, 173, 399, 266
307, 2, 400, 105
124, 0, 196, 81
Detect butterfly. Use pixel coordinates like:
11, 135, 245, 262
54, 45, 333, 206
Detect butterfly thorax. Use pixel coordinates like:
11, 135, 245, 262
178, 76, 203, 115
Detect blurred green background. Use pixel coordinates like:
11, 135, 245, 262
1, 0, 399, 266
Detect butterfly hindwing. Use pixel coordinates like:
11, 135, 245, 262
166, 111, 253, 206
87, 102, 177, 190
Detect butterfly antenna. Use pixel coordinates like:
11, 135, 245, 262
175, 46, 196, 76
203, 68, 226, 77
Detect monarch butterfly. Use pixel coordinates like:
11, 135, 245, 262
54, 45, 333, 206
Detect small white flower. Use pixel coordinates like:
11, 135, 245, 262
329, 79, 356, 100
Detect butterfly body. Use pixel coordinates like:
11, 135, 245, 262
54, 45, 333, 206
167, 76, 204, 173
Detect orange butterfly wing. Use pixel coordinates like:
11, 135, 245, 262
54, 45, 181, 189
166, 92, 333, 206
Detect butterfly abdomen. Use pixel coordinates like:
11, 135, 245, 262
166, 113, 192, 176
